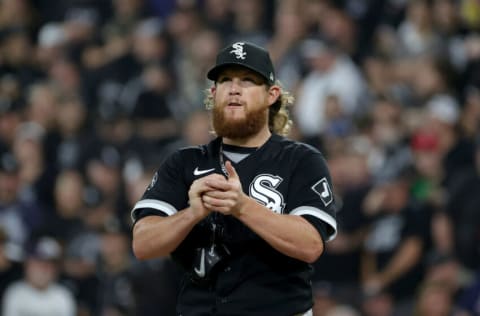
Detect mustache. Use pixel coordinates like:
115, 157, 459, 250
212, 105, 267, 138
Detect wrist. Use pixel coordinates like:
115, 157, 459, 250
187, 203, 209, 222
234, 194, 251, 218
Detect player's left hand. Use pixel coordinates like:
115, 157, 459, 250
201, 161, 247, 216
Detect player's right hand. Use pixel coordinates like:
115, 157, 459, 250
188, 173, 226, 219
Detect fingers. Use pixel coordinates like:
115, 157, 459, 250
202, 194, 236, 213
191, 173, 226, 195
203, 189, 236, 200
204, 178, 230, 191
202, 173, 227, 182
190, 179, 209, 197
225, 161, 238, 180
199, 162, 242, 215
202, 187, 243, 214
205, 162, 239, 190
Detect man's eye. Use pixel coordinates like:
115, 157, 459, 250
218, 77, 231, 83
243, 77, 255, 82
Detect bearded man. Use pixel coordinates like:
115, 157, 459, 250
131, 42, 337, 316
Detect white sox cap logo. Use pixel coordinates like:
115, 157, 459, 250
230, 42, 247, 59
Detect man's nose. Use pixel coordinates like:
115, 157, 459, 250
228, 78, 242, 94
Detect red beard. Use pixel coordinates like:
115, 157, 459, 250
212, 104, 268, 139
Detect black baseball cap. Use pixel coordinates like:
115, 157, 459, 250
207, 42, 275, 85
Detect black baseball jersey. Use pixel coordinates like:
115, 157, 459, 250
132, 134, 337, 316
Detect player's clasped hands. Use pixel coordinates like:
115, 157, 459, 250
202, 161, 247, 216
188, 161, 246, 218
188, 173, 222, 219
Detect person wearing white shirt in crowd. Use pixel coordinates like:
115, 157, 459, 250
2, 236, 76, 316
294, 38, 367, 138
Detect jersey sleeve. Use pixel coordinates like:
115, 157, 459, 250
286, 150, 337, 242
131, 150, 189, 223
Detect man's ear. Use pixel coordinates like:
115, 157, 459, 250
267, 85, 281, 106
211, 85, 216, 94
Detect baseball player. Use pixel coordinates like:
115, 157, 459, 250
132, 42, 337, 316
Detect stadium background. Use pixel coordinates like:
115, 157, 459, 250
1, 0, 480, 315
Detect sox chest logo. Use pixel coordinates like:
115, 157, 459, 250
249, 174, 285, 214
230, 42, 247, 60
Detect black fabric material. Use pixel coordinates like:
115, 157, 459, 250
207, 42, 275, 84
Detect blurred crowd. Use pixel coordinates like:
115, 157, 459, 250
0, 0, 480, 315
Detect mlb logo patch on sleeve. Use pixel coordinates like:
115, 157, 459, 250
312, 178, 333, 206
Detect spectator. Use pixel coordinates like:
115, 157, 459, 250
130, 63, 179, 149
0, 27, 41, 89
38, 169, 87, 242
267, 2, 306, 90
0, 0, 36, 31
0, 75, 24, 149
395, 0, 442, 58
0, 151, 40, 247
313, 143, 371, 308
35, 23, 68, 72
201, 0, 234, 41
422, 252, 465, 300
228, 0, 270, 46
413, 280, 455, 316
361, 167, 431, 313
96, 227, 135, 315
456, 269, 480, 316
2, 236, 76, 316
446, 135, 480, 271
0, 227, 22, 302
176, 28, 222, 112
12, 122, 56, 209
361, 290, 395, 316
325, 305, 360, 316
294, 37, 367, 141
54, 96, 91, 170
